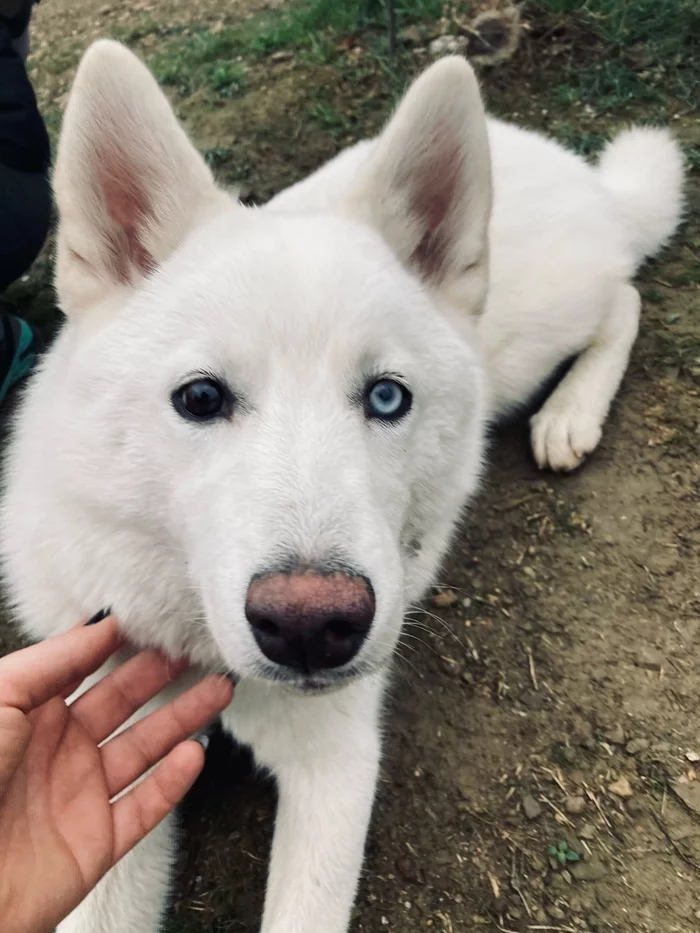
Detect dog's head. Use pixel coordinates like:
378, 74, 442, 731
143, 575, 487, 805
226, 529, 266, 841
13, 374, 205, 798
4, 42, 492, 692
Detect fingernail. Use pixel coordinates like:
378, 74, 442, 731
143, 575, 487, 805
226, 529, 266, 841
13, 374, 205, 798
195, 733, 210, 751
85, 607, 111, 626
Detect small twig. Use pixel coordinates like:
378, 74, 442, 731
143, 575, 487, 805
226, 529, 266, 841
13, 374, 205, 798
526, 645, 539, 691
540, 766, 568, 794
539, 794, 575, 828
651, 813, 700, 875
493, 492, 539, 512
241, 848, 264, 862
583, 787, 617, 838
510, 851, 533, 919
527, 927, 593, 933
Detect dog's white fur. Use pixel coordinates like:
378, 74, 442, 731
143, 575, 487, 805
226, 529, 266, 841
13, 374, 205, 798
1, 40, 683, 933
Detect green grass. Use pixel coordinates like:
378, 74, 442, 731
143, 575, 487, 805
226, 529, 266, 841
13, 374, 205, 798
307, 101, 354, 139
151, 34, 248, 99
548, 122, 608, 157
144, 0, 700, 121
530, 0, 700, 113
684, 145, 700, 173
147, 0, 442, 101
236, 0, 443, 54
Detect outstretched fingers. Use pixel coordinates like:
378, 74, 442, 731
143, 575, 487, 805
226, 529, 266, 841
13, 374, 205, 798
100, 674, 232, 800
111, 740, 205, 862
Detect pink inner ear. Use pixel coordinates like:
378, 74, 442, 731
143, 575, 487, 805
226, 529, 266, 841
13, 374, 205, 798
98, 154, 156, 283
409, 131, 463, 282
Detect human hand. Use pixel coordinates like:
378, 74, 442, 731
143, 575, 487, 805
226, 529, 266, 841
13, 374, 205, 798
0, 615, 233, 933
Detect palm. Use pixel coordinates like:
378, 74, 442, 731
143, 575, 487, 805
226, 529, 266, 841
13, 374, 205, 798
0, 621, 232, 933
2, 699, 114, 919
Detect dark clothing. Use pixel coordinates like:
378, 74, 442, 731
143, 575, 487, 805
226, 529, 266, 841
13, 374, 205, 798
0, 18, 49, 174
0, 160, 51, 289
0, 16, 51, 289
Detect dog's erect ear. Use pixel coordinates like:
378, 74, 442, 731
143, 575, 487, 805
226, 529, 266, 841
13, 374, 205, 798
347, 56, 492, 290
54, 40, 228, 315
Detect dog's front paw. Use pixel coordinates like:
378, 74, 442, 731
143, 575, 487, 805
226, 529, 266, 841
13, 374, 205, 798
530, 406, 603, 472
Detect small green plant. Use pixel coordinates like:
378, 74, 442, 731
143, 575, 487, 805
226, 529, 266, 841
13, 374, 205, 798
547, 840, 581, 866
307, 102, 353, 139
202, 146, 235, 169
204, 62, 248, 98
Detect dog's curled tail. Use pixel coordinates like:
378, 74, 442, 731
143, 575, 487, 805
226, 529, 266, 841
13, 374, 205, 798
597, 126, 685, 269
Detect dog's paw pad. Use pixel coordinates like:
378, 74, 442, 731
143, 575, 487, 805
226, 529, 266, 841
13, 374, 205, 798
530, 409, 603, 472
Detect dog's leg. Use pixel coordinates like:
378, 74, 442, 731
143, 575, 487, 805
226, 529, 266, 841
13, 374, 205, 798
56, 814, 175, 933
530, 282, 640, 472
257, 680, 382, 933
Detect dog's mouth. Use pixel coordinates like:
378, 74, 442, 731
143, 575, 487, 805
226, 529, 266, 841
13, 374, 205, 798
251, 658, 376, 694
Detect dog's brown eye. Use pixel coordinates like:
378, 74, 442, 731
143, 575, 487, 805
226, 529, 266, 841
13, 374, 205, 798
173, 378, 229, 422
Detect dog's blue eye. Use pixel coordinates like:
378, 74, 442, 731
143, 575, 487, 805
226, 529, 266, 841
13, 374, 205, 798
173, 378, 228, 421
365, 379, 412, 422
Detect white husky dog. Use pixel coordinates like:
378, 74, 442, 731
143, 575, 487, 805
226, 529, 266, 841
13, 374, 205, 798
1, 39, 682, 933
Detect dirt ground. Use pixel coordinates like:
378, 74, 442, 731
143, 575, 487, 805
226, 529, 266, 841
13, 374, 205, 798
2, 0, 699, 931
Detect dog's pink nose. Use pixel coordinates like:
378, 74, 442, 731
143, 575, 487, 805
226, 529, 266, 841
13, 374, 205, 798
245, 568, 375, 672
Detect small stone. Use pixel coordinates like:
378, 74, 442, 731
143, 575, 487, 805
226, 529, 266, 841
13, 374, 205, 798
441, 658, 461, 677
608, 776, 633, 798
625, 738, 649, 755
395, 857, 425, 885
564, 795, 586, 815
521, 689, 547, 711
399, 25, 422, 45
461, 670, 474, 685
672, 779, 700, 816
550, 872, 568, 891
546, 905, 567, 921
571, 857, 608, 882
570, 892, 596, 913
645, 548, 679, 575
572, 718, 596, 750
626, 797, 644, 817
635, 648, 663, 672
428, 34, 467, 56
579, 822, 596, 840
522, 794, 542, 820
431, 589, 458, 608
685, 750, 700, 763
604, 723, 625, 745
596, 887, 613, 907
270, 49, 293, 63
